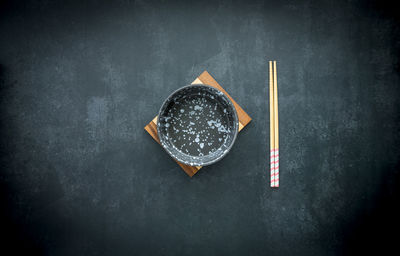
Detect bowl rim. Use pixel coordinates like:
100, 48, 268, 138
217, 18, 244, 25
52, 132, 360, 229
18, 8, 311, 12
157, 84, 239, 166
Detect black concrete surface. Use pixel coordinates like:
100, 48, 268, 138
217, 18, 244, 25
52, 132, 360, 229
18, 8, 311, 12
1, 0, 399, 255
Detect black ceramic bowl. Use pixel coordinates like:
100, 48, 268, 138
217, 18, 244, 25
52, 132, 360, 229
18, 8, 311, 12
157, 84, 239, 166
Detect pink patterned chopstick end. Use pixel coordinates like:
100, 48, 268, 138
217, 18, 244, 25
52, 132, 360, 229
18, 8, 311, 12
270, 149, 279, 187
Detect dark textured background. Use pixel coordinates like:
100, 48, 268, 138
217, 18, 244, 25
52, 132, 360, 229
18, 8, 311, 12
1, 0, 399, 255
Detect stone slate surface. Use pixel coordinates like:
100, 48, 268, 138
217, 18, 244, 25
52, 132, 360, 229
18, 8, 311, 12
1, 0, 399, 255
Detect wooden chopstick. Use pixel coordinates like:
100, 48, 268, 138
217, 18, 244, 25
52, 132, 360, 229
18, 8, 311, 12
269, 61, 279, 187
269, 61, 275, 186
273, 61, 279, 187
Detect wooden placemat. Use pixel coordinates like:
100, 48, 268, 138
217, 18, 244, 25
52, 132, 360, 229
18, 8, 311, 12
144, 71, 252, 177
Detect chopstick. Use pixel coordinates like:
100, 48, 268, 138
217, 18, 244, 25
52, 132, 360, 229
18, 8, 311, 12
273, 61, 279, 187
269, 61, 275, 186
269, 61, 279, 187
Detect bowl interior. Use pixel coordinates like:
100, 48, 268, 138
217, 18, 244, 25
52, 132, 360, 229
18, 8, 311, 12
157, 84, 238, 166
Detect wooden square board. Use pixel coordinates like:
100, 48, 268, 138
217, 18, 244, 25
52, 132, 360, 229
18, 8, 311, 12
144, 71, 252, 177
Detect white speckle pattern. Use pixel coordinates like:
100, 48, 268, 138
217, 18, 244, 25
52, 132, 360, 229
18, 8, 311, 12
162, 93, 232, 156
158, 85, 238, 165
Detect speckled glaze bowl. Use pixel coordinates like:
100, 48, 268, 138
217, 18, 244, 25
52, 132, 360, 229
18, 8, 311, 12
157, 84, 239, 166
